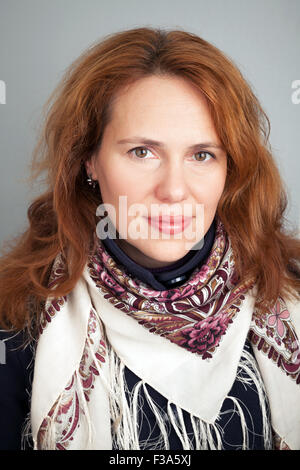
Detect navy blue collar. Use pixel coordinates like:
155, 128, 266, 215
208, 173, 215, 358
101, 217, 216, 291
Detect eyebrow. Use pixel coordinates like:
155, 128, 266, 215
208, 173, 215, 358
116, 137, 225, 152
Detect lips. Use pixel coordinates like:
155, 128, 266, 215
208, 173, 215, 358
150, 215, 189, 224
144, 215, 193, 234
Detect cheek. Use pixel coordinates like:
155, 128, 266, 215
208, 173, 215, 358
98, 162, 124, 200
194, 169, 227, 206
99, 164, 147, 216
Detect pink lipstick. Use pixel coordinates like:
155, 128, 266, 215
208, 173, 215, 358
145, 215, 193, 235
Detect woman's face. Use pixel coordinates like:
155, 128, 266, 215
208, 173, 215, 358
86, 75, 227, 268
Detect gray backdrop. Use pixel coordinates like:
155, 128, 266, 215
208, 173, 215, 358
0, 0, 299, 245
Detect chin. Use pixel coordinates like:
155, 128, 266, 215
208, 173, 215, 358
140, 241, 190, 264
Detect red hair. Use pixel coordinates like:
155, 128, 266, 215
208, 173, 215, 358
1, 26, 299, 337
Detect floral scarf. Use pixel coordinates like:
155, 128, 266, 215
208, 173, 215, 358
30, 215, 300, 450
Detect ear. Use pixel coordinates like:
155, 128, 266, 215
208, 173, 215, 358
84, 157, 96, 179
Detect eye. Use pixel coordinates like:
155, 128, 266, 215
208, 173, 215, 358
127, 147, 215, 163
193, 151, 215, 162
127, 147, 155, 162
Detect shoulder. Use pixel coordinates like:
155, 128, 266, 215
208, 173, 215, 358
0, 329, 35, 450
0, 329, 35, 387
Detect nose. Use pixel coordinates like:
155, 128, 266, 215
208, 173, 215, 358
154, 160, 189, 203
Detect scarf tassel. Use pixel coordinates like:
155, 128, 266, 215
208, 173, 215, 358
25, 333, 273, 450
106, 342, 273, 450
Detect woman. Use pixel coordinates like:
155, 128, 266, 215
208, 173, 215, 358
0, 27, 300, 451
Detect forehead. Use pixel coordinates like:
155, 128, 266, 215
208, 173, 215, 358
112, 75, 208, 111
107, 75, 216, 138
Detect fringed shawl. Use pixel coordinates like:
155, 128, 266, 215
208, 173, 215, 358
29, 216, 300, 450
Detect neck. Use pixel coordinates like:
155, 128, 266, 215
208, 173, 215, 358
100, 217, 217, 290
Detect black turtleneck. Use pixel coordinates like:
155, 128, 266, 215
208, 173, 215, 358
101, 217, 216, 290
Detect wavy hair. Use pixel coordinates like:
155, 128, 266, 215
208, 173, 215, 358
1, 26, 300, 337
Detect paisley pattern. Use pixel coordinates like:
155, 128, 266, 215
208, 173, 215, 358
87, 216, 255, 359
39, 252, 68, 335
35, 215, 300, 449
38, 215, 300, 372
37, 308, 106, 449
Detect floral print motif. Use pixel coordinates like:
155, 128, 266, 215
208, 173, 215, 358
36, 213, 300, 451
39, 253, 68, 335
100, 271, 126, 296
87, 216, 255, 360
37, 375, 80, 450
249, 296, 300, 384
176, 311, 235, 359
38, 215, 300, 382
37, 309, 106, 449
267, 299, 290, 338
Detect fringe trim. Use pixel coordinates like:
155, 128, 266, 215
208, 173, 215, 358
233, 346, 273, 449
26, 332, 273, 449
21, 337, 36, 450
107, 341, 273, 450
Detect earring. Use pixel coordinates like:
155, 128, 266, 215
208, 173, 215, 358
87, 173, 97, 190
